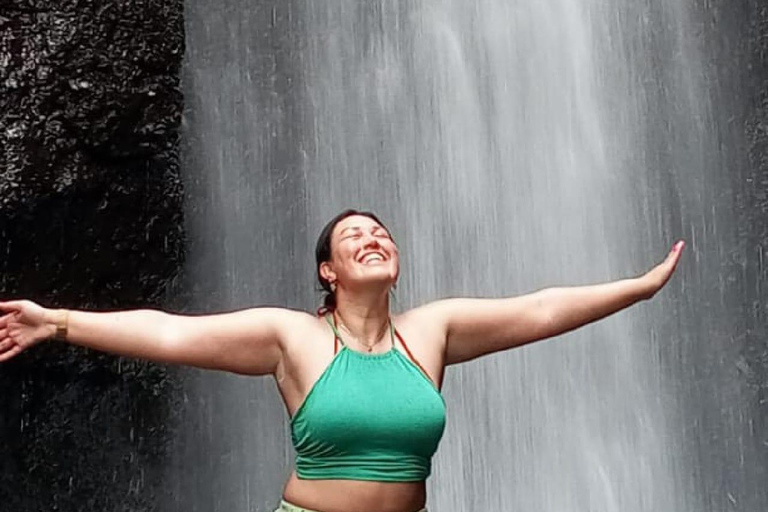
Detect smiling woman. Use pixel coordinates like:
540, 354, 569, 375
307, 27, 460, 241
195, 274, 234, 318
0, 209, 684, 512
313, 209, 399, 318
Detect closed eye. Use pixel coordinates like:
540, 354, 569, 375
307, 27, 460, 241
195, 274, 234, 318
371, 227, 390, 239
339, 225, 391, 241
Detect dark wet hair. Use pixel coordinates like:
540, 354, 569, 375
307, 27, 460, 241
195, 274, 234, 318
315, 209, 391, 315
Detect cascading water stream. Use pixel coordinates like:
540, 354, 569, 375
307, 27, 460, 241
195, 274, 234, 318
172, 1, 765, 511
298, 3, 676, 510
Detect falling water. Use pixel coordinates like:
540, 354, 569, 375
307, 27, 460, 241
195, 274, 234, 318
172, 1, 766, 511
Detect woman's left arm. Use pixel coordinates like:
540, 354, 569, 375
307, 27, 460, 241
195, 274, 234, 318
425, 241, 685, 365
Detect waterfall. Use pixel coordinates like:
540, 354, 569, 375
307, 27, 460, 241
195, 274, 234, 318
174, 1, 766, 510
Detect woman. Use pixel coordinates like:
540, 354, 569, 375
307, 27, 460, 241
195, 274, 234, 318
0, 209, 684, 512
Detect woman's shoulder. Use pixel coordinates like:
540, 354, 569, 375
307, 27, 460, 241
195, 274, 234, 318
394, 302, 450, 348
232, 306, 324, 342
264, 307, 329, 343
396, 300, 449, 326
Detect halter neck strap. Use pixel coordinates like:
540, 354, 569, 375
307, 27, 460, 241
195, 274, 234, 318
325, 313, 346, 347
326, 311, 394, 353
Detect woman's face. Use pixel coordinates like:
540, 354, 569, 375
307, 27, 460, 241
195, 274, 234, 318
322, 215, 399, 292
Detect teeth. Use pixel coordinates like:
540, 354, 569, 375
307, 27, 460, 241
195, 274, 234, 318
361, 253, 384, 263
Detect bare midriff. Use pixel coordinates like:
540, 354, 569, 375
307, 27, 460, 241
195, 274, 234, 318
282, 471, 427, 512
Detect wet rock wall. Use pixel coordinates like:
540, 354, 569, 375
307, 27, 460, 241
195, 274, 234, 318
0, 1, 185, 511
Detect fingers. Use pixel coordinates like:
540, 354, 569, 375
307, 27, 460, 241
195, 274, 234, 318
0, 301, 42, 363
0, 344, 23, 362
0, 301, 24, 314
661, 240, 685, 268
0, 335, 21, 363
668, 240, 685, 267
0, 312, 16, 329
650, 240, 685, 291
665, 240, 684, 257
0, 326, 33, 362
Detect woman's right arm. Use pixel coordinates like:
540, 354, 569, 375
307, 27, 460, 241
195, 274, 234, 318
0, 300, 299, 375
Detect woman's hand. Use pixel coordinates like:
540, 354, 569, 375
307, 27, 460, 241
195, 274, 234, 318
640, 241, 686, 299
0, 300, 55, 362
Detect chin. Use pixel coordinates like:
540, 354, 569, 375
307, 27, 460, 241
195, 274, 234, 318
354, 271, 396, 288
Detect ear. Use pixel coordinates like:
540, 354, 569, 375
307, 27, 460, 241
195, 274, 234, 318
319, 261, 336, 284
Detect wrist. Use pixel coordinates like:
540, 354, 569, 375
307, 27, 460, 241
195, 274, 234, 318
635, 275, 658, 300
44, 308, 69, 340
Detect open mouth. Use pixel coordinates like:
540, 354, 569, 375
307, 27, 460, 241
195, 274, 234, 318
358, 251, 387, 265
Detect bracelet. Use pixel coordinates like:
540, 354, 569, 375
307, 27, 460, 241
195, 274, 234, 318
55, 309, 69, 340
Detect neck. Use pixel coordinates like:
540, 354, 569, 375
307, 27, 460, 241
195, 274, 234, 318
334, 287, 391, 344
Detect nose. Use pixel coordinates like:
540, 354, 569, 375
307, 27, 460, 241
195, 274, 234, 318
362, 235, 381, 249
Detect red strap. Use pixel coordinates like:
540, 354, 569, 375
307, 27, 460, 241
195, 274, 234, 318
393, 328, 434, 385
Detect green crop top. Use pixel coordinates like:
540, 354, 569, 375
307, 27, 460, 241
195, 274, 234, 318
289, 315, 446, 482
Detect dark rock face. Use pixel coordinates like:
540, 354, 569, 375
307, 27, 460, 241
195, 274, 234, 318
0, 0, 184, 305
0, 1, 185, 511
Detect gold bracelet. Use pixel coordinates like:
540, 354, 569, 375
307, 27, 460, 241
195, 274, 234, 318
55, 309, 69, 340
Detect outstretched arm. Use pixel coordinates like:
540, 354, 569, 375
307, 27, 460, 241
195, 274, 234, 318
0, 302, 304, 375
425, 241, 685, 365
